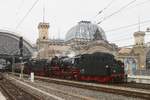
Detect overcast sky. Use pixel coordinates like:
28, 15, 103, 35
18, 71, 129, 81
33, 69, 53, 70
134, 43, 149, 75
0, 0, 150, 47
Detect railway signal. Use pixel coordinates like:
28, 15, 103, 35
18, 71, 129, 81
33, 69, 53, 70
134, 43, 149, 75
19, 37, 23, 57
19, 37, 24, 78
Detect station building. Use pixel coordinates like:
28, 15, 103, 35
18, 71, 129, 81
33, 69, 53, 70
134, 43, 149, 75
36, 21, 150, 75
117, 31, 150, 75
36, 21, 117, 59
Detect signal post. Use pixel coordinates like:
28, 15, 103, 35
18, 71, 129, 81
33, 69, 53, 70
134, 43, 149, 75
19, 37, 24, 79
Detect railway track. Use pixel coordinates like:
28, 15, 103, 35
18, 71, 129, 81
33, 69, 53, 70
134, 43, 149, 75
11, 72, 150, 90
109, 82, 150, 90
5, 74, 140, 100
38, 78, 150, 99
10, 72, 150, 99
20, 79, 97, 100
0, 73, 41, 100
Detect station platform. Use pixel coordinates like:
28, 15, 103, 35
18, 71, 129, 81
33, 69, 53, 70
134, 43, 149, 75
5, 74, 141, 100
128, 75, 150, 84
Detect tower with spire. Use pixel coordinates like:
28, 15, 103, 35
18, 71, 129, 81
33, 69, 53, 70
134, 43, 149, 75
36, 0, 50, 59
132, 16, 147, 70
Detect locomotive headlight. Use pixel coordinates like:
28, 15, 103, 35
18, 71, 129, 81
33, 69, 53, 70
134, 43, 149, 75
113, 70, 116, 73
80, 69, 85, 74
106, 65, 108, 68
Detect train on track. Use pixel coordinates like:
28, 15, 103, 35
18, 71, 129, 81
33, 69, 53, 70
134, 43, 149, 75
9, 52, 126, 83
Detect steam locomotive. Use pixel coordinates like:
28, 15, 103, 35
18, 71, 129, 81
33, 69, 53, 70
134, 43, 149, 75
15, 52, 126, 83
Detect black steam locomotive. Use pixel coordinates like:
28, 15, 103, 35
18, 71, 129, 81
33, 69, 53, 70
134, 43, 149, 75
60, 52, 125, 82
13, 52, 126, 83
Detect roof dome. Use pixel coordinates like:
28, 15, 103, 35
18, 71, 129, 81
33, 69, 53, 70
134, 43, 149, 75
65, 21, 107, 41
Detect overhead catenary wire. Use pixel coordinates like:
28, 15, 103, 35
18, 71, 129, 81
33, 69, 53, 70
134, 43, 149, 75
97, 0, 137, 24
108, 29, 150, 45
107, 31, 150, 43
110, 32, 150, 42
96, 0, 115, 16
111, 39, 134, 47
90, 0, 116, 22
113, 34, 149, 47
110, 36, 133, 42
96, 0, 150, 23
95, 0, 150, 47
95, 0, 150, 33
104, 22, 150, 41
105, 19, 150, 32
104, 1, 150, 47
16, 0, 40, 29
104, 0, 150, 24
108, 32, 150, 44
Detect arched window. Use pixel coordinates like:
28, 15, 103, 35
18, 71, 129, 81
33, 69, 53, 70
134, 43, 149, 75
43, 36, 46, 39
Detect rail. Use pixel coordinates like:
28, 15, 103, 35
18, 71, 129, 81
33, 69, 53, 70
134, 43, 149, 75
0, 73, 41, 100
9, 72, 150, 99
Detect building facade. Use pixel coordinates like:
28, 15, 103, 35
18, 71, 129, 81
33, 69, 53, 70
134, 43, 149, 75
36, 21, 117, 59
36, 21, 150, 75
117, 31, 150, 75
36, 22, 50, 59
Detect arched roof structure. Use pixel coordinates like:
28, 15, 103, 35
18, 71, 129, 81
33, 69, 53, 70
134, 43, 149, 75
0, 30, 34, 58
